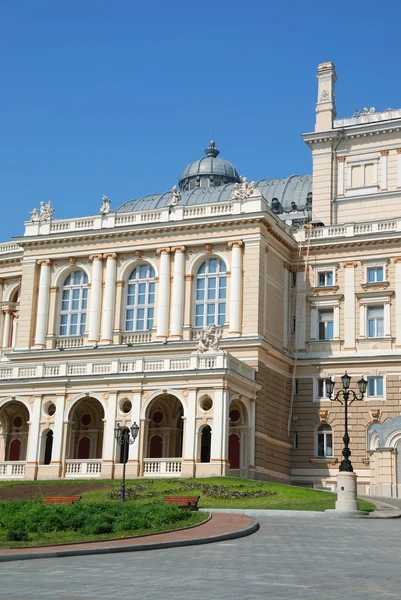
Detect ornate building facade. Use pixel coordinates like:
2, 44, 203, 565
1, 62, 401, 497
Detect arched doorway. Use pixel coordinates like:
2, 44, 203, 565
65, 397, 105, 476
144, 394, 184, 475
200, 426, 212, 463
0, 400, 30, 464
44, 430, 53, 465
228, 399, 249, 473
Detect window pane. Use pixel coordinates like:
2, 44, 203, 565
70, 324, 77, 335
326, 434, 333, 456
377, 377, 384, 396
207, 287, 216, 300
195, 305, 203, 316
71, 314, 78, 325
368, 307, 383, 319
73, 271, 81, 285
219, 260, 226, 273
196, 289, 205, 301
326, 321, 334, 340
376, 267, 384, 282
368, 378, 375, 396
207, 304, 215, 316
148, 293, 155, 305
149, 282, 155, 293
195, 316, 203, 327
206, 314, 214, 325
209, 259, 217, 273
326, 272, 333, 285
377, 318, 384, 337
139, 265, 147, 278
198, 262, 206, 274
197, 278, 205, 290
368, 268, 375, 283
317, 434, 324, 457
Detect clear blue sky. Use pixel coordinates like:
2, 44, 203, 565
1, 0, 401, 241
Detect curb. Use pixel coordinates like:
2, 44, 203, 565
0, 517, 259, 563
359, 497, 401, 519
201, 505, 401, 519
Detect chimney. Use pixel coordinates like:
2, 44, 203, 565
315, 62, 337, 132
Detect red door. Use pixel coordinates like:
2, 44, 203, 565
78, 436, 90, 459
9, 439, 21, 461
228, 434, 240, 469
149, 435, 163, 458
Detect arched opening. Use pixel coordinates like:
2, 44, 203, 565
144, 394, 184, 475
44, 430, 53, 465
9, 287, 20, 348
0, 400, 30, 463
149, 434, 163, 458
316, 424, 333, 457
119, 428, 130, 464
228, 398, 249, 473
66, 397, 105, 463
228, 433, 240, 469
200, 426, 212, 463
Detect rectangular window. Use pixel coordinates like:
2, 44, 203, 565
318, 271, 334, 287
368, 377, 384, 397
317, 431, 333, 457
318, 310, 334, 340
351, 165, 361, 188
317, 379, 327, 398
364, 163, 375, 186
367, 306, 384, 338
367, 266, 384, 283
293, 433, 299, 450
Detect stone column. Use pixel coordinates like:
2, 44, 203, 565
182, 388, 196, 477
337, 156, 345, 196
2, 310, 12, 348
47, 286, 59, 341
34, 259, 52, 348
88, 255, 103, 342
156, 248, 171, 339
295, 268, 306, 350
102, 392, 117, 478
211, 388, 229, 476
344, 262, 357, 349
50, 394, 65, 477
25, 395, 41, 480
126, 391, 141, 478
170, 246, 186, 339
395, 258, 401, 347
380, 150, 389, 190
228, 241, 243, 335
101, 253, 117, 343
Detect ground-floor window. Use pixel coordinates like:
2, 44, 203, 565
317, 424, 333, 457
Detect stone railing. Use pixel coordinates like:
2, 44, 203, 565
55, 336, 85, 349
23, 194, 268, 237
65, 459, 102, 477
294, 219, 401, 243
143, 458, 182, 476
0, 242, 22, 256
0, 351, 255, 382
0, 462, 26, 478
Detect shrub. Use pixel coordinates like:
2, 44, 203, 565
6, 517, 29, 542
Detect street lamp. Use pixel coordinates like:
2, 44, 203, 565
325, 372, 367, 511
114, 422, 140, 502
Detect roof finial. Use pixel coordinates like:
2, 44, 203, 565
204, 139, 219, 158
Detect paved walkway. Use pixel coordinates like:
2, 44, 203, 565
0, 512, 256, 562
0, 514, 400, 599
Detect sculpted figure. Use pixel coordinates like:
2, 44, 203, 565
170, 185, 181, 206
197, 323, 221, 353
39, 201, 54, 221
271, 197, 283, 215
29, 208, 40, 222
100, 195, 111, 214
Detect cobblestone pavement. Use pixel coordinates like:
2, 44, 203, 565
1, 515, 400, 600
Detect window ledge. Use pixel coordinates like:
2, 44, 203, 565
309, 458, 338, 466
361, 281, 390, 291
311, 285, 339, 295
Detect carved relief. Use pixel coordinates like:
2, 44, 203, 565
197, 324, 221, 353
370, 409, 380, 422
319, 409, 329, 422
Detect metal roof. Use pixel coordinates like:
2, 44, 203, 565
116, 175, 312, 214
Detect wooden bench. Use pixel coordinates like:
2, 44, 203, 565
163, 495, 200, 511
43, 495, 81, 505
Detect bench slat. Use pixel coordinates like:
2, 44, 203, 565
162, 495, 200, 510
43, 495, 81, 505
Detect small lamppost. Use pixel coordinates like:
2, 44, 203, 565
325, 372, 367, 511
114, 422, 140, 502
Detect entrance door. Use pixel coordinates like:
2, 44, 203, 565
9, 439, 21, 461
78, 436, 90, 459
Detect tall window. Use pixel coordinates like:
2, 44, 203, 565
194, 258, 226, 327
367, 306, 384, 338
317, 424, 333, 457
318, 310, 334, 340
368, 376, 384, 397
125, 264, 155, 331
59, 271, 88, 336
367, 266, 384, 283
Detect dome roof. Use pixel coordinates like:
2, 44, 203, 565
116, 175, 312, 215
178, 140, 241, 189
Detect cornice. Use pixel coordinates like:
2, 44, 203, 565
303, 119, 401, 145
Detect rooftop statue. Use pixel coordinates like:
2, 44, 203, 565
100, 195, 111, 215
170, 185, 181, 206
29, 208, 40, 222
29, 201, 54, 222
271, 197, 284, 215
197, 323, 221, 353
232, 177, 257, 200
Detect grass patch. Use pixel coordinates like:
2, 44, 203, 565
0, 500, 207, 548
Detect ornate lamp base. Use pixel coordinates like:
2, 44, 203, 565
335, 471, 358, 511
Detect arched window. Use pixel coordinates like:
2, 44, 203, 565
316, 424, 333, 457
195, 258, 226, 327
44, 430, 53, 465
59, 271, 88, 336
200, 426, 212, 463
125, 264, 155, 331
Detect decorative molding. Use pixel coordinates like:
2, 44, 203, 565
228, 240, 244, 250
185, 274, 194, 281
69, 257, 76, 267
370, 409, 380, 422
311, 285, 339, 296
103, 253, 118, 260
361, 281, 390, 291
156, 247, 171, 255
171, 246, 186, 253
205, 244, 213, 254
337, 156, 346, 163
89, 254, 103, 261
135, 250, 143, 260
380, 150, 389, 156
397, 148, 401, 154
37, 259, 52, 267
116, 280, 125, 288
319, 409, 329, 422
343, 261, 358, 268
49, 286, 59, 292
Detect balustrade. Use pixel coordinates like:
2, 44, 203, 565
65, 459, 102, 477
143, 458, 182, 476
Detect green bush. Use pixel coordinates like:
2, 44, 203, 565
0, 500, 190, 540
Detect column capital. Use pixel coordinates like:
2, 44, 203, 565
380, 149, 389, 156
89, 254, 103, 261
337, 156, 346, 163
3, 308, 13, 315
37, 259, 52, 267
228, 240, 244, 250
103, 253, 117, 260
342, 261, 358, 268
50, 286, 59, 292
156, 247, 171, 255
394, 257, 401, 263
171, 246, 186, 253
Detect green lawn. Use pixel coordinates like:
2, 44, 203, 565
79, 477, 375, 512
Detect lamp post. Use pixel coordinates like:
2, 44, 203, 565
114, 422, 140, 502
325, 372, 367, 511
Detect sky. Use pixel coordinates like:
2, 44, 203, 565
1, 0, 401, 241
